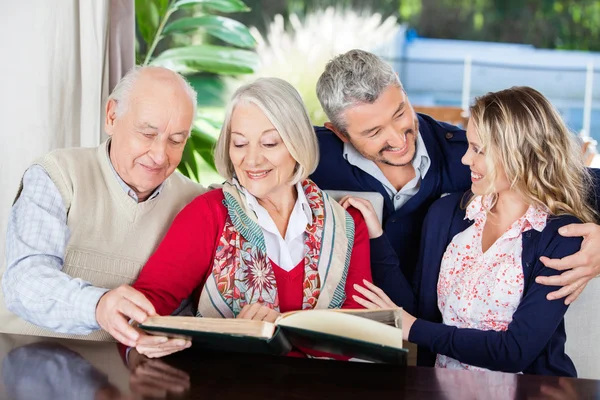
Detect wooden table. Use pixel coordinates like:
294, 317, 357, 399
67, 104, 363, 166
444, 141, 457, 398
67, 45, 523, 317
0, 333, 598, 399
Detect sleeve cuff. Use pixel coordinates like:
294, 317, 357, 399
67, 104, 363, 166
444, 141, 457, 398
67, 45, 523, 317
408, 318, 445, 349
73, 286, 110, 330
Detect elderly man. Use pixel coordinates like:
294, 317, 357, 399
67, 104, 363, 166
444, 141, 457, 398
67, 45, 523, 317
311, 49, 600, 305
1, 66, 205, 348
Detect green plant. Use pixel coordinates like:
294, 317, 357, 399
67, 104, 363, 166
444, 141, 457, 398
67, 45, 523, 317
135, 0, 259, 183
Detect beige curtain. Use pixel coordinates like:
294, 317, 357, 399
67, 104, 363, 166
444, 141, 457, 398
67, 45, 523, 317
0, 0, 134, 265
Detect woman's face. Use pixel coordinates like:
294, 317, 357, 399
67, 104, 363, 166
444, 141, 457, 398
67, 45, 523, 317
229, 102, 297, 200
461, 119, 510, 195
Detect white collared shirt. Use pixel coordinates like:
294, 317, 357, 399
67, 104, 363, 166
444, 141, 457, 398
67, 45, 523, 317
244, 182, 312, 272
343, 133, 431, 210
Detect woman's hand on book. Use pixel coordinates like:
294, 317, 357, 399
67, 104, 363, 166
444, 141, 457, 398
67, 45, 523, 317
237, 303, 280, 322
339, 196, 383, 239
353, 280, 414, 340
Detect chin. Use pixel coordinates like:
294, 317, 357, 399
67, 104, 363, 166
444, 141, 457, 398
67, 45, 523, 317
239, 182, 269, 199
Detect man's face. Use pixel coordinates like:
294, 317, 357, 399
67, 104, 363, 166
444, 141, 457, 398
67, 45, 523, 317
341, 85, 418, 167
104, 71, 194, 201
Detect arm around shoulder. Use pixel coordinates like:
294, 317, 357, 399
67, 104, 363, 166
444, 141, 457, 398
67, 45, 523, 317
341, 207, 373, 309
408, 218, 581, 375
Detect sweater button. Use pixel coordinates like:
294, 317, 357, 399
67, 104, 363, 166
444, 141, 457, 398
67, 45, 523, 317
526, 262, 531, 268
445, 132, 454, 139
525, 232, 531, 238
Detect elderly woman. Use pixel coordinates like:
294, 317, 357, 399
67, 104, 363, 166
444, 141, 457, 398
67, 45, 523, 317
129, 77, 379, 358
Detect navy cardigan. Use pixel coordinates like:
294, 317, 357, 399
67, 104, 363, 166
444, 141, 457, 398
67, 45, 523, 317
311, 114, 471, 283
372, 192, 582, 377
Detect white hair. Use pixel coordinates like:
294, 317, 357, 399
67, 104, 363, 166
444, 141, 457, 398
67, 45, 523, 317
316, 49, 402, 135
108, 66, 198, 122
215, 77, 319, 185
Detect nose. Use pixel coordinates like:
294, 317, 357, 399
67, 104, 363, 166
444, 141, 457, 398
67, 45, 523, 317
461, 150, 471, 166
385, 126, 407, 148
148, 137, 167, 166
244, 144, 264, 167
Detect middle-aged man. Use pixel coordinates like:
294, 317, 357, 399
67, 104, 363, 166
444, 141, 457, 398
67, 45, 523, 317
1, 66, 206, 349
311, 49, 600, 305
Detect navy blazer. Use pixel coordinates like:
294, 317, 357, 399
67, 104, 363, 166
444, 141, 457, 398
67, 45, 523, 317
373, 192, 582, 376
311, 114, 471, 282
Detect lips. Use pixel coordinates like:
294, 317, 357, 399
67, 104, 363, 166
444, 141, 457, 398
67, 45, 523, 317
246, 170, 271, 180
471, 171, 484, 181
381, 143, 409, 157
140, 164, 164, 173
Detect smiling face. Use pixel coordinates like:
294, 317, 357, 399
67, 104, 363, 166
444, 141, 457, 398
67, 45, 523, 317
461, 119, 510, 195
338, 85, 418, 167
104, 69, 194, 201
228, 102, 297, 200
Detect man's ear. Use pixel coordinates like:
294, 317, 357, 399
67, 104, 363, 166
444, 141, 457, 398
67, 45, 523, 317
324, 122, 349, 143
105, 99, 118, 136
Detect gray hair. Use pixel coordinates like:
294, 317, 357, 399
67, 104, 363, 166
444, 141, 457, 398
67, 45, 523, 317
316, 49, 402, 135
108, 66, 198, 125
215, 77, 319, 185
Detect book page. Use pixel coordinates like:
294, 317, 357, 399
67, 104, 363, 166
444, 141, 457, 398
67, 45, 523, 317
277, 310, 403, 349
140, 316, 276, 339
281, 308, 402, 328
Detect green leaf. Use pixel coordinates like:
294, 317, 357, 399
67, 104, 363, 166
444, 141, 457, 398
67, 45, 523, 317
191, 128, 217, 171
135, 0, 160, 46
186, 74, 226, 107
198, 148, 217, 171
151, 45, 259, 74
172, 0, 250, 13
154, 0, 170, 16
191, 128, 218, 148
180, 139, 200, 181
163, 16, 256, 48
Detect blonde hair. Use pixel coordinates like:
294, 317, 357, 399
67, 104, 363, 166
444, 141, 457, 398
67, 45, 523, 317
214, 77, 319, 184
468, 86, 597, 223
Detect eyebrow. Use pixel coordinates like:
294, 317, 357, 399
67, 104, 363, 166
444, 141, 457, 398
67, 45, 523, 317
140, 123, 159, 130
359, 102, 405, 137
231, 128, 278, 136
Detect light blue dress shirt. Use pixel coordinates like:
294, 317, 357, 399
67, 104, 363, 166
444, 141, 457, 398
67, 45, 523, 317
3, 144, 162, 334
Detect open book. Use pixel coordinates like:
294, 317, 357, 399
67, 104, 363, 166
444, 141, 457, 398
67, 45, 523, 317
139, 308, 407, 364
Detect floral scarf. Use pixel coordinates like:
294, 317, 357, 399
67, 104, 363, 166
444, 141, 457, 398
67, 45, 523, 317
197, 179, 355, 318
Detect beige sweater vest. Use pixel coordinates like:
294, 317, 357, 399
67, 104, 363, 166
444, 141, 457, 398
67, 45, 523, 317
0, 140, 206, 341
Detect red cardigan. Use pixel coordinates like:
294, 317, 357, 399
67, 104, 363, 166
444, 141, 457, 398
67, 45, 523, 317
133, 189, 373, 316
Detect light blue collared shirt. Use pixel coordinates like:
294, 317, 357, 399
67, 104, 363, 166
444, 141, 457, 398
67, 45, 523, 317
3, 142, 165, 334
343, 133, 431, 210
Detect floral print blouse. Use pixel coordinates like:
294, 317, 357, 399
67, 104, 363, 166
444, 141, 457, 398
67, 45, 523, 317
436, 195, 549, 371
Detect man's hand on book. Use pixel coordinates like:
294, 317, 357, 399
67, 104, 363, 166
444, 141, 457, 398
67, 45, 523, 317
238, 303, 280, 322
95, 284, 157, 347
353, 279, 414, 341
136, 335, 192, 358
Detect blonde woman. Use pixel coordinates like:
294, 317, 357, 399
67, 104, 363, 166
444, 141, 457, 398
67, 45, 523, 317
127, 77, 381, 358
352, 86, 598, 376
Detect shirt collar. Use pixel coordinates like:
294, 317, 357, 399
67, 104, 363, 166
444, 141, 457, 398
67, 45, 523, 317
466, 194, 548, 236
244, 182, 313, 228
106, 138, 163, 203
